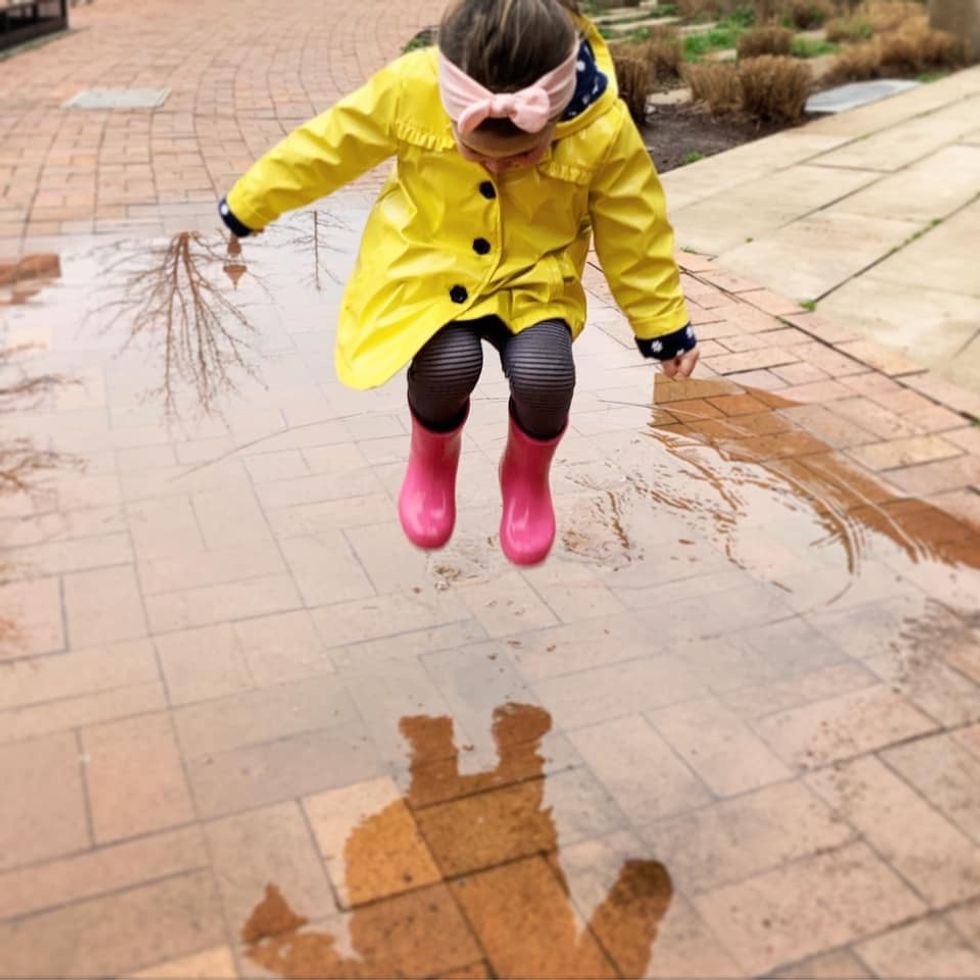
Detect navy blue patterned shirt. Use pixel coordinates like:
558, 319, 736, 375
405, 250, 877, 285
561, 38, 610, 122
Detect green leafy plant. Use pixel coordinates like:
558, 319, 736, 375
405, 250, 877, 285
683, 25, 742, 60
683, 150, 707, 163
801, 299, 818, 311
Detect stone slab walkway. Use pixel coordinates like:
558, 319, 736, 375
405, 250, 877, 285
663, 68, 980, 393
1, 2, 980, 978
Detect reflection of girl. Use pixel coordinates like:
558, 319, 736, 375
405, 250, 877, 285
220, 0, 696, 565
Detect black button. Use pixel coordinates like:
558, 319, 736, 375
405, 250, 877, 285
450, 285, 468, 304
479, 181, 496, 199
473, 237, 491, 255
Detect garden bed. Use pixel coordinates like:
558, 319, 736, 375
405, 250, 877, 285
642, 103, 789, 170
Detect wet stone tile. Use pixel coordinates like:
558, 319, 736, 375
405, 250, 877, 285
452, 857, 617, 979
753, 684, 938, 771
305, 777, 441, 908
82, 712, 194, 844
0, 870, 225, 979
693, 843, 926, 976
856, 916, 980, 979
807, 755, 980, 907
0, 731, 89, 872
646, 780, 852, 895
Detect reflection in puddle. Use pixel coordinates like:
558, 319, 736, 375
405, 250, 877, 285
560, 374, 979, 616
93, 231, 264, 416
243, 704, 672, 979
0, 344, 77, 497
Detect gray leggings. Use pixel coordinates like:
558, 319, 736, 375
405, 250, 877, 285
408, 317, 576, 440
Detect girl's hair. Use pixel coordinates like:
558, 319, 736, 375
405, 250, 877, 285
439, 0, 580, 104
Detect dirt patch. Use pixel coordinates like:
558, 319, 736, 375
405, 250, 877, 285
642, 103, 795, 172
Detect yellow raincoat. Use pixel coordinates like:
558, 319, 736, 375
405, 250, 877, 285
226, 19, 689, 390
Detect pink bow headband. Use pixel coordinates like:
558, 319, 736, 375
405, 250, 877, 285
439, 44, 580, 136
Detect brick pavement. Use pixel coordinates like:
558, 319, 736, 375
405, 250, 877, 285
1, 2, 980, 977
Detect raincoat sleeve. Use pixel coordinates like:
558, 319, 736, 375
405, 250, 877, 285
224, 62, 401, 231
588, 109, 690, 341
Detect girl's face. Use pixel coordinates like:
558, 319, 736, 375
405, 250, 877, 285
454, 123, 557, 174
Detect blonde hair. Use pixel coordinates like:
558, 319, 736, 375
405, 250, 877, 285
439, 0, 579, 95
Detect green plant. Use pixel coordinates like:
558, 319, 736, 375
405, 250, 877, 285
683, 25, 742, 60
790, 36, 840, 56
738, 25, 794, 57
683, 150, 707, 163
801, 299, 818, 311
685, 61, 742, 111
738, 54, 811, 121
916, 68, 950, 81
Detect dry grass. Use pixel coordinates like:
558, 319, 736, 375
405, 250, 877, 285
646, 28, 685, 79
881, 19, 964, 68
865, 0, 925, 32
613, 52, 654, 121
737, 25, 794, 57
738, 55, 811, 121
785, 0, 836, 27
685, 61, 742, 113
826, 19, 964, 79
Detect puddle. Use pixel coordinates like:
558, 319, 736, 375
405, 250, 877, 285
241, 703, 673, 979
555, 374, 980, 620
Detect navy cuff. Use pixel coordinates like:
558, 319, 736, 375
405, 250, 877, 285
218, 197, 254, 238
636, 323, 697, 361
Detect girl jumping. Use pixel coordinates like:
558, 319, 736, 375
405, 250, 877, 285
219, 0, 698, 566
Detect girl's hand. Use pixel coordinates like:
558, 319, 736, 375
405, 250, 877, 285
661, 345, 699, 379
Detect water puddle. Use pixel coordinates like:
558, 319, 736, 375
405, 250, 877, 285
241, 703, 673, 979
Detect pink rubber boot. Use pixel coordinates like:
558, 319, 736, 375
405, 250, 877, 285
499, 414, 565, 566
398, 407, 466, 550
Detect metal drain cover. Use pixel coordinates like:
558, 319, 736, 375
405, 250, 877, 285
63, 87, 171, 110
805, 79, 920, 115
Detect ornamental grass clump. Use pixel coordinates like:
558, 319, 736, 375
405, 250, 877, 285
737, 25, 794, 56
684, 61, 742, 113
737, 54, 811, 121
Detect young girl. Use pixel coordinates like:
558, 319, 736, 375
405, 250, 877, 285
219, 0, 698, 566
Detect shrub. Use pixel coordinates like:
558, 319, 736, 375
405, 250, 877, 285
825, 36, 882, 76
785, 0, 836, 27
613, 52, 654, 122
865, 0, 924, 33
737, 25, 794, 57
826, 20, 964, 79
881, 20, 964, 70
737, 55, 811, 121
685, 61, 742, 113
646, 28, 685, 78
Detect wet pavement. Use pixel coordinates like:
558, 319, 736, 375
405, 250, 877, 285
0, 204, 979, 978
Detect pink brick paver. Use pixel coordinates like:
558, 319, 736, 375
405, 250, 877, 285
1, 3, 980, 977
